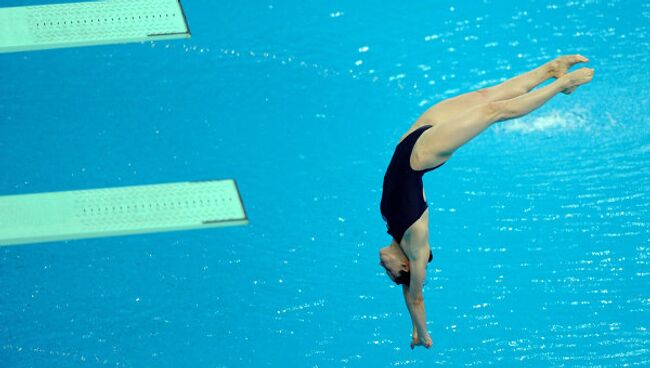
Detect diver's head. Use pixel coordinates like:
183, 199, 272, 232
379, 242, 434, 286
379, 243, 410, 285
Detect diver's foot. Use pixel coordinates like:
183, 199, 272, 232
560, 67, 595, 94
548, 54, 589, 80
562, 86, 578, 95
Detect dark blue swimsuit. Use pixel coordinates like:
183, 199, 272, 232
380, 125, 445, 244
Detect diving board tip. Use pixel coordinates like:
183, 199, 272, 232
0, 179, 247, 246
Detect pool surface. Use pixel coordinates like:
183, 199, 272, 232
1, 0, 649, 367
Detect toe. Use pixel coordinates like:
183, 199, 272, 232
575, 54, 589, 62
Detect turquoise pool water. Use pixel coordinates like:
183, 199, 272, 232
1, 0, 649, 367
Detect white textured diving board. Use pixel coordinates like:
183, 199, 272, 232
0, 0, 190, 53
0, 179, 248, 246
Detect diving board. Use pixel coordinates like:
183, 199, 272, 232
0, 0, 190, 53
0, 179, 248, 246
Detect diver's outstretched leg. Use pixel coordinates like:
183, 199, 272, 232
480, 54, 589, 100
414, 55, 589, 127
412, 67, 595, 170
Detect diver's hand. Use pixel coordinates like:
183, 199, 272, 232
410, 327, 418, 347
410, 331, 433, 349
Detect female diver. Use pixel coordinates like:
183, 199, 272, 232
378, 55, 594, 349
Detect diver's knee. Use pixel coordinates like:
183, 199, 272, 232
486, 100, 511, 122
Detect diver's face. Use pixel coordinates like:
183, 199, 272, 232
379, 259, 398, 282
379, 247, 409, 282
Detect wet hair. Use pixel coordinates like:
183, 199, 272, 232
393, 270, 411, 286
385, 251, 433, 286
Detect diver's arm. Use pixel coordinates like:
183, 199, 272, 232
402, 284, 418, 326
401, 285, 421, 343
406, 255, 429, 339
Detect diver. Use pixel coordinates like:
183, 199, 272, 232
378, 55, 594, 349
